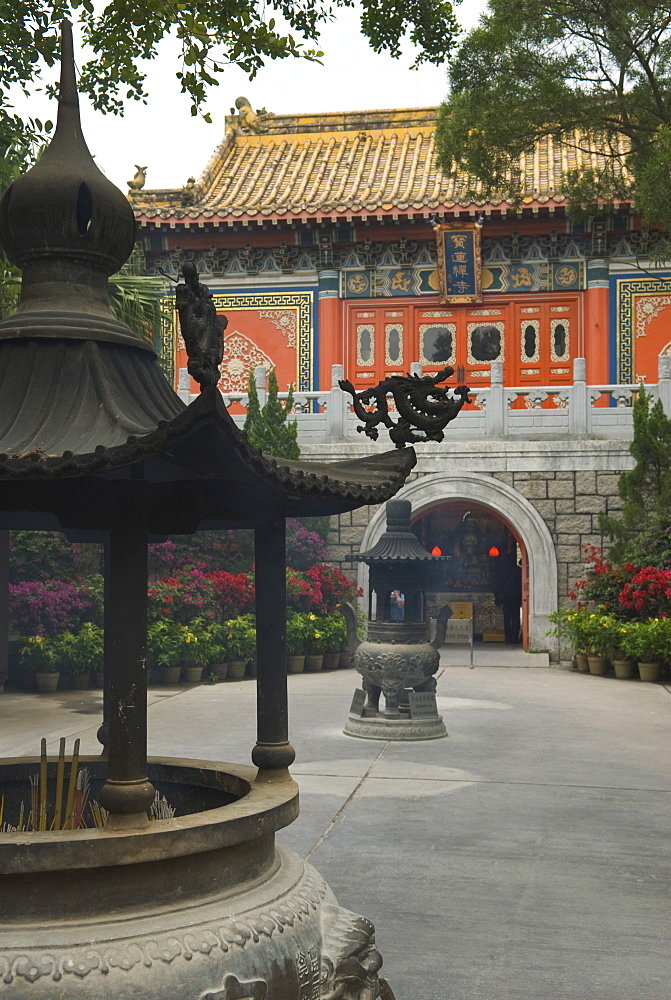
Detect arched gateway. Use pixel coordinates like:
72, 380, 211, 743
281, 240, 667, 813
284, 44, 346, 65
359, 473, 559, 656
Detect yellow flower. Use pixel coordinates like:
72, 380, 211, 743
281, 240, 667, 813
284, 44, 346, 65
314, 632, 321, 639
589, 614, 596, 619
308, 614, 316, 621
621, 628, 627, 633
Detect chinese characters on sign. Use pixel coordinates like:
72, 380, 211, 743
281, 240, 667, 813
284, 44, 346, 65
435, 223, 482, 303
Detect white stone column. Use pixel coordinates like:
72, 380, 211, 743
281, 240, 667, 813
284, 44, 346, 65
177, 367, 191, 404
569, 357, 589, 435
327, 364, 347, 439
254, 364, 267, 408
658, 354, 671, 416
485, 360, 506, 436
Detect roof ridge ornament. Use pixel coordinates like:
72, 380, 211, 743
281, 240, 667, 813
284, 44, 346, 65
339, 368, 471, 448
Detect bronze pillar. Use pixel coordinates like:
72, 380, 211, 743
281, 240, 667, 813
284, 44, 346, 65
99, 527, 154, 826
0, 530, 8, 692
251, 521, 295, 775
97, 533, 110, 756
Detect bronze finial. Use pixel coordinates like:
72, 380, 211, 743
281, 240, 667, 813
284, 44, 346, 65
0, 19, 148, 350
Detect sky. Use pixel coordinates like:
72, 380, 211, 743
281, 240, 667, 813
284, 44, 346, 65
10, 1, 488, 192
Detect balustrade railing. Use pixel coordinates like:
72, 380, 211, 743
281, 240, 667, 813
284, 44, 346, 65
176, 356, 671, 442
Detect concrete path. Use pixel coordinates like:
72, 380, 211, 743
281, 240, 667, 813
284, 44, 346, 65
1, 663, 670, 1000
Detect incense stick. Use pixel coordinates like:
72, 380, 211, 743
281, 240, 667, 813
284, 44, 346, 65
63, 738, 80, 830
53, 737, 66, 830
39, 738, 48, 831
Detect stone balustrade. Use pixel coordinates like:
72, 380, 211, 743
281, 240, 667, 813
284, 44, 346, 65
177, 356, 671, 442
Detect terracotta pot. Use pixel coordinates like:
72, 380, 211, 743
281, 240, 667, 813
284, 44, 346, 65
160, 666, 181, 685
246, 661, 257, 678
587, 655, 608, 676
304, 654, 324, 672
575, 653, 590, 673
228, 660, 247, 679
322, 652, 341, 671
612, 659, 635, 680
339, 651, 352, 669
184, 666, 203, 684
638, 661, 661, 682
287, 655, 305, 674
213, 661, 229, 681
70, 670, 91, 690
35, 671, 59, 693
93, 670, 105, 689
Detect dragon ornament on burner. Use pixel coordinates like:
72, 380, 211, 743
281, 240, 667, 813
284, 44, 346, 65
339, 367, 471, 447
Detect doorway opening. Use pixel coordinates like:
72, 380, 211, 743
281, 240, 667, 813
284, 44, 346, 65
411, 501, 528, 646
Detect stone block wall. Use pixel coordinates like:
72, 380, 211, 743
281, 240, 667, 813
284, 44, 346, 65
488, 469, 623, 602
317, 439, 631, 630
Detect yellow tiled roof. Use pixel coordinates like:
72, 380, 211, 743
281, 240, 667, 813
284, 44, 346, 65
132, 106, 630, 223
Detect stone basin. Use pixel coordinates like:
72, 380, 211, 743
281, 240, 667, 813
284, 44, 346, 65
0, 757, 384, 998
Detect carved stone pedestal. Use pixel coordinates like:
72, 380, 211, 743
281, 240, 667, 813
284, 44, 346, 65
0, 758, 391, 999
344, 712, 447, 741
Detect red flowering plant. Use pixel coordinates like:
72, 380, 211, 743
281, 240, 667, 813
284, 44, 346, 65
569, 544, 638, 619
204, 571, 255, 620
618, 566, 671, 619
147, 569, 219, 624
286, 567, 323, 613
306, 564, 359, 614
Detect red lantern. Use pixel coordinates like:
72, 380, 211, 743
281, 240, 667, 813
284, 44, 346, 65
488, 546, 500, 557
431, 546, 442, 556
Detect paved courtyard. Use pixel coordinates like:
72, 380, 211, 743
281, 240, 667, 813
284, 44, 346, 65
1, 659, 670, 1000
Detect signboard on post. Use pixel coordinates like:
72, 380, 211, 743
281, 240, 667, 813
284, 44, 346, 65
444, 616, 474, 668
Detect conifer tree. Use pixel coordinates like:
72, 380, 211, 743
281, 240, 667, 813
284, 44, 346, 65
600, 386, 671, 562
243, 368, 299, 460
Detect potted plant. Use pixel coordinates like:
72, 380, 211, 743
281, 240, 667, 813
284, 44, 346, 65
622, 618, 669, 681
609, 623, 636, 679
585, 612, 622, 676
153, 621, 183, 685
65, 621, 104, 689
205, 623, 228, 681
19, 635, 59, 692
547, 607, 591, 671
181, 626, 206, 683
321, 611, 347, 670
286, 613, 307, 674
304, 614, 329, 672
225, 615, 256, 679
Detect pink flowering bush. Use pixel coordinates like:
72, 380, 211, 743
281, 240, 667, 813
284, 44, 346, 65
10, 578, 102, 637
286, 519, 327, 571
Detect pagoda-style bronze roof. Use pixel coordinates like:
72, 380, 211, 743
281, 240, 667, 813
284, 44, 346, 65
356, 499, 446, 565
131, 103, 631, 225
0, 25, 416, 531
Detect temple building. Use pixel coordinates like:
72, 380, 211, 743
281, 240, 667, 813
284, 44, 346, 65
130, 98, 669, 396
129, 100, 671, 654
